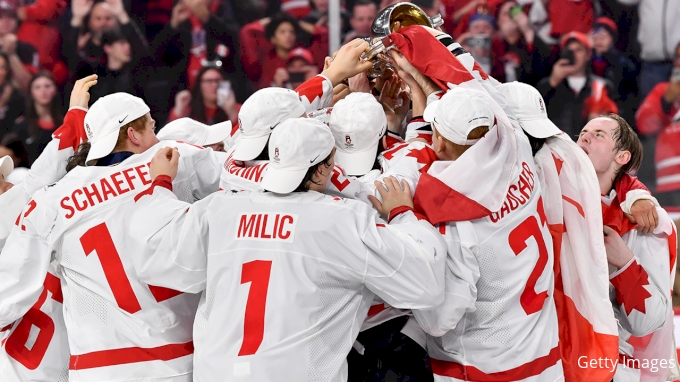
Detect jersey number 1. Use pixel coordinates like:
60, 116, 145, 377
238, 260, 272, 356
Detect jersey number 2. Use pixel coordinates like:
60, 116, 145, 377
238, 260, 272, 356
508, 214, 550, 315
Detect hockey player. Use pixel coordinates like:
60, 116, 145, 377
577, 115, 678, 381
412, 87, 564, 381
0, 75, 97, 382
127, 117, 447, 381
0, 92, 227, 381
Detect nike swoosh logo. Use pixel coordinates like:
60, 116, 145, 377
310, 155, 320, 163
118, 115, 128, 124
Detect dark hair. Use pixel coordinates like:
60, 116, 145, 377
26, 72, 63, 137
606, 113, 643, 184
293, 150, 334, 192
66, 114, 149, 170
527, 135, 546, 156
189, 66, 231, 124
265, 12, 301, 41
101, 27, 127, 46
0, 52, 14, 87
0, 133, 29, 168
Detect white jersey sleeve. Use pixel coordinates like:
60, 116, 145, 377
611, 208, 674, 337
128, 178, 208, 293
171, 141, 228, 201
413, 222, 480, 337
358, 207, 447, 309
0, 107, 87, 248
295, 74, 334, 112
0, 262, 69, 381
0, 192, 55, 328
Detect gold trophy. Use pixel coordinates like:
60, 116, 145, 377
360, 2, 444, 78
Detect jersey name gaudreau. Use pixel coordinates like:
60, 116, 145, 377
490, 161, 536, 223
236, 213, 299, 242
59, 162, 152, 219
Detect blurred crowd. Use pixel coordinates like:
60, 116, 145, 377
0, 0, 679, 204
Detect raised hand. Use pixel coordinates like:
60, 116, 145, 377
69, 75, 98, 109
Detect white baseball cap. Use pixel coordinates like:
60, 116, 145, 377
84, 92, 150, 166
0, 155, 13, 178
424, 87, 495, 145
260, 118, 335, 194
329, 93, 387, 176
157, 118, 233, 146
497, 81, 561, 139
233, 88, 307, 161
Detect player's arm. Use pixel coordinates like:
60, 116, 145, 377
0, 196, 53, 327
296, 39, 373, 112
128, 148, 210, 293
616, 174, 659, 233
606, 212, 672, 336
360, 177, 447, 309
413, 223, 481, 337
176, 142, 228, 201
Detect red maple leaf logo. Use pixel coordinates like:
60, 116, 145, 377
53, 123, 86, 152
614, 260, 653, 315
406, 146, 438, 174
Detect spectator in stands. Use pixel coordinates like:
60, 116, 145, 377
169, 65, 238, 126
12, 72, 62, 165
442, 0, 504, 39
152, 0, 243, 104
537, 32, 617, 139
590, 17, 637, 109
77, 28, 152, 105
0, 52, 24, 139
303, 0, 350, 32
63, 0, 148, 79
457, 11, 503, 78
494, 1, 539, 83
14, 0, 68, 86
636, 43, 680, 206
343, 0, 377, 44
412, 0, 441, 17
272, 47, 319, 89
242, 13, 301, 90
0, 0, 37, 93
617, 0, 680, 98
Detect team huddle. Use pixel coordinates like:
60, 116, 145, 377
0, 24, 677, 382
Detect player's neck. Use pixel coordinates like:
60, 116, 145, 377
597, 170, 616, 196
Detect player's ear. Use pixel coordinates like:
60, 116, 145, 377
615, 150, 631, 167
127, 126, 139, 145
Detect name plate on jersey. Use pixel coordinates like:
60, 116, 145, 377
236, 213, 298, 243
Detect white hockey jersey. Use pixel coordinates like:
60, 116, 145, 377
413, 128, 563, 381
602, 192, 678, 382
0, 262, 69, 382
127, 181, 447, 382
0, 141, 226, 382
0, 107, 87, 382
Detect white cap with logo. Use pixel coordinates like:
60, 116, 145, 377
423, 87, 495, 146
260, 118, 335, 194
233, 87, 307, 161
329, 93, 387, 176
0, 155, 13, 178
157, 118, 233, 146
84, 92, 150, 166
497, 81, 561, 139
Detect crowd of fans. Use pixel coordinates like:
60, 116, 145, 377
0, 0, 679, 204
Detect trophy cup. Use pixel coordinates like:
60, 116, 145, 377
360, 3, 444, 78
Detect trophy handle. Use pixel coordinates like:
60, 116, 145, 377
429, 14, 444, 29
